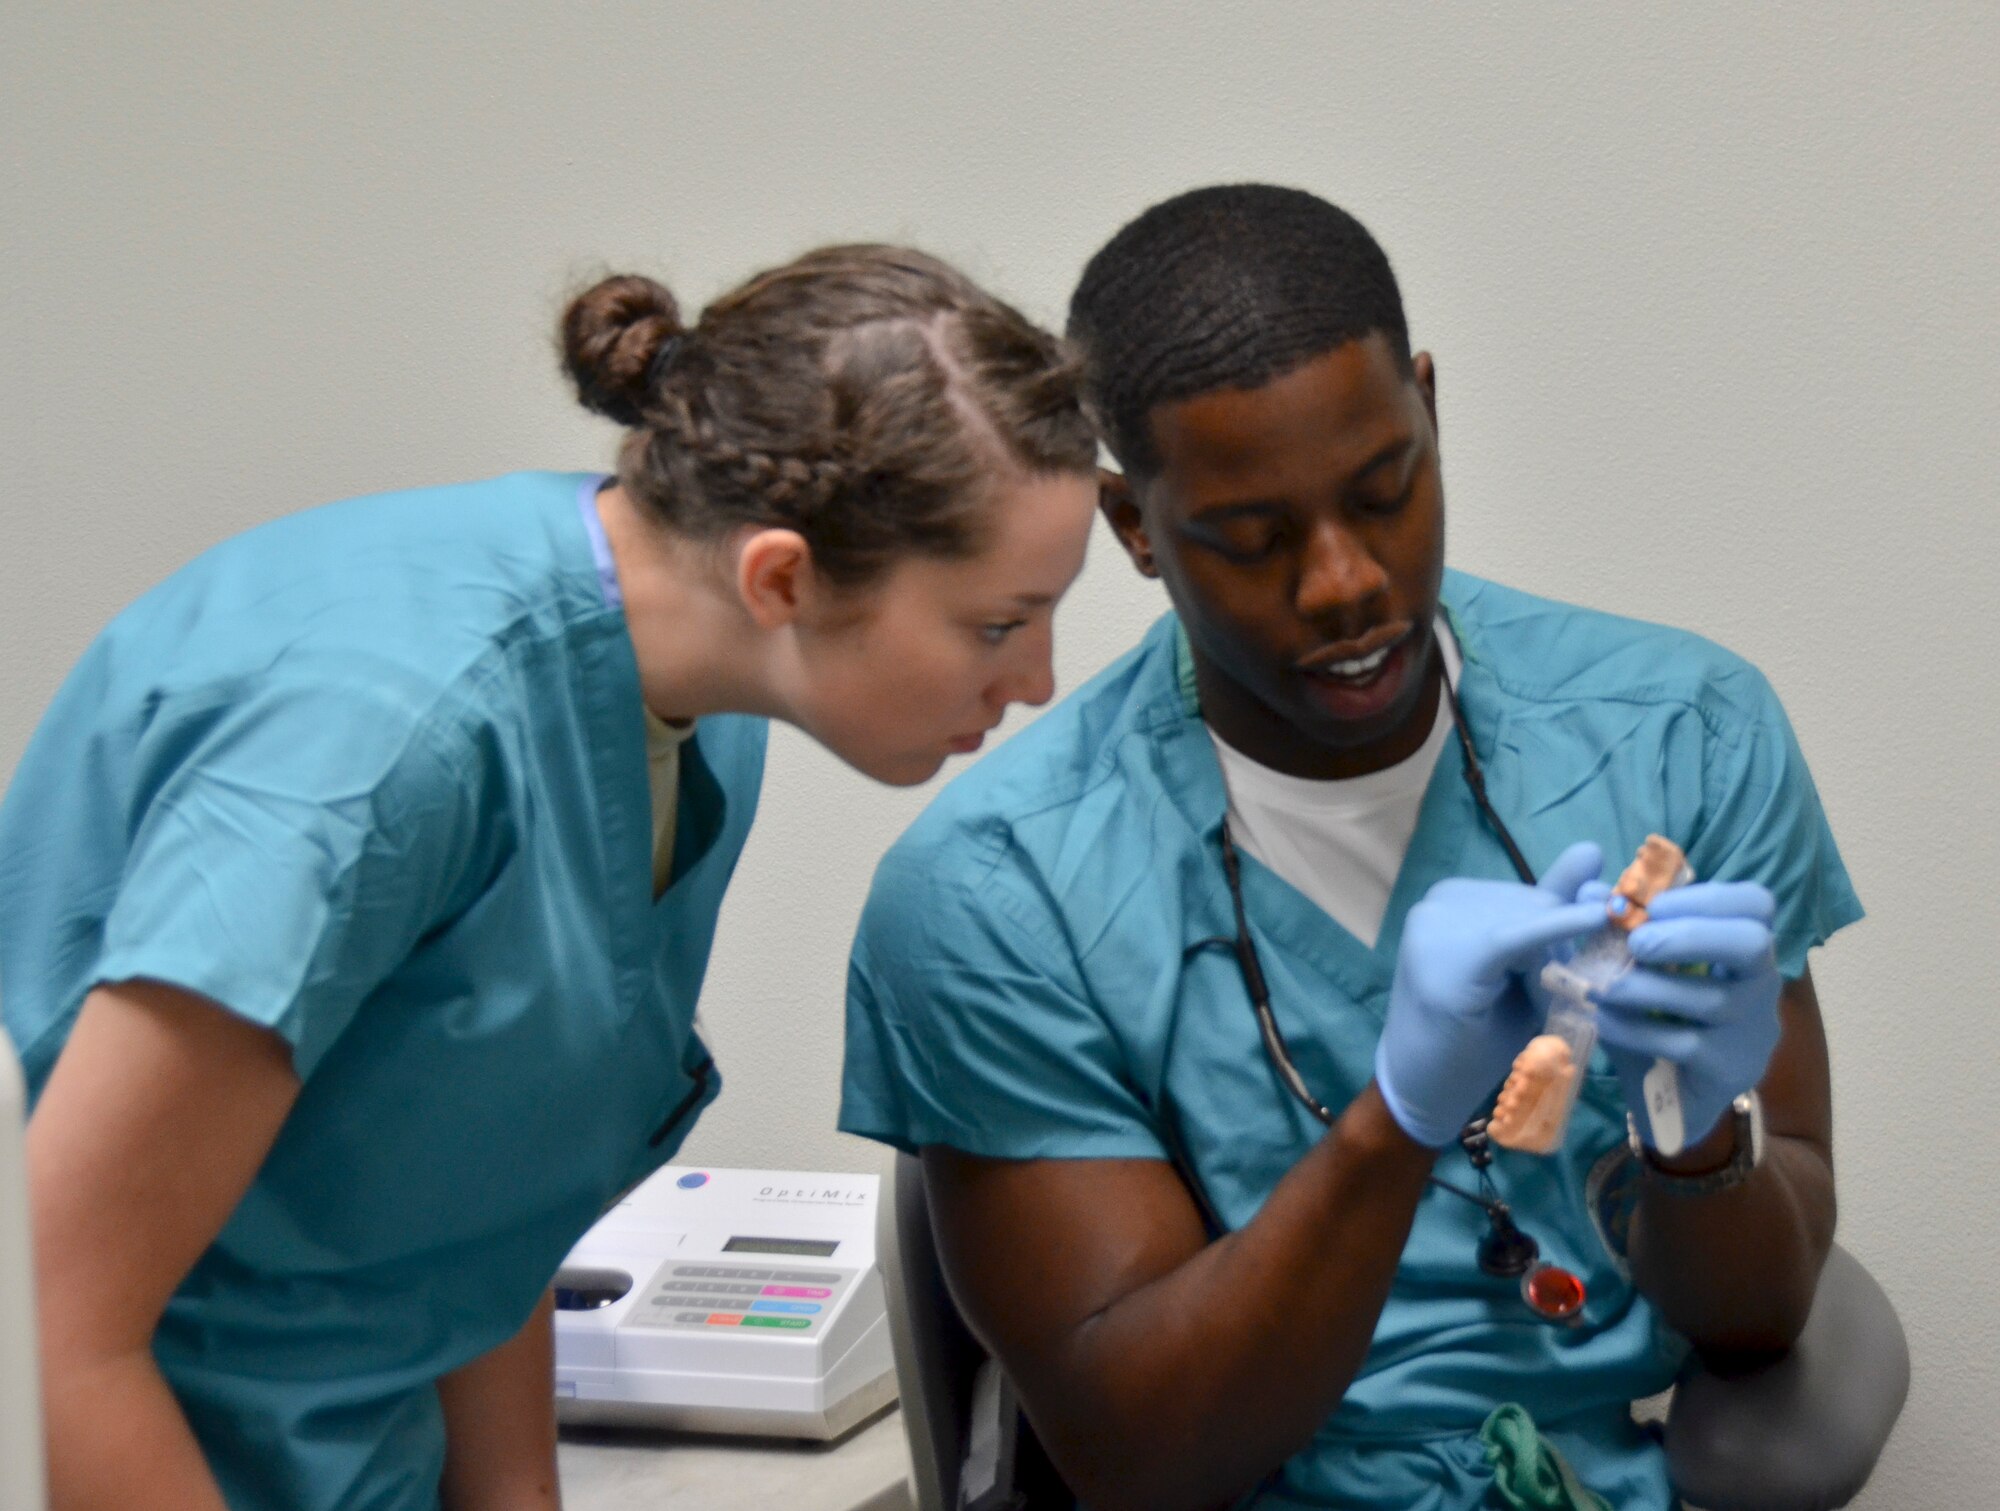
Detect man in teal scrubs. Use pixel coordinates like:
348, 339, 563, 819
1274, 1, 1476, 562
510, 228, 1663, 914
841, 187, 1860, 1509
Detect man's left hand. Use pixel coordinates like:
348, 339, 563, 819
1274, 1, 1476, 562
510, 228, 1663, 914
1589, 881, 1783, 1149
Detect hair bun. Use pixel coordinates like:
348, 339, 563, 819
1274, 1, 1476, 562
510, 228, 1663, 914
560, 273, 686, 427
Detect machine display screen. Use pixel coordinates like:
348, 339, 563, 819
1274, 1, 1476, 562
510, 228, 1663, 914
723, 1236, 841, 1257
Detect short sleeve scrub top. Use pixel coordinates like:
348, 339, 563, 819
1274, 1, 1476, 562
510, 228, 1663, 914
0, 471, 767, 1510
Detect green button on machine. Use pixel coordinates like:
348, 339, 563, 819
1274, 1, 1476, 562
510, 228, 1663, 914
741, 1315, 811, 1330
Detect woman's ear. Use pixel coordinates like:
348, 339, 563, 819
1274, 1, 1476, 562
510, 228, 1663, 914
735, 528, 814, 629
1099, 468, 1160, 579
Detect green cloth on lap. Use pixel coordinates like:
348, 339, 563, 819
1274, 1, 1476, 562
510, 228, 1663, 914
1481, 1405, 1615, 1511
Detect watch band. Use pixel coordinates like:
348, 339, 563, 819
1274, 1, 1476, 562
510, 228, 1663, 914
1628, 1090, 1763, 1196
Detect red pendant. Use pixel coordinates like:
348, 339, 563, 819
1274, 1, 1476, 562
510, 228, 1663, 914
1522, 1263, 1587, 1323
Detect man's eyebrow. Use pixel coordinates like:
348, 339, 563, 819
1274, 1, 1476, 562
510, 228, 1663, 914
1352, 435, 1420, 481
1010, 591, 1057, 607
1186, 498, 1289, 521
1186, 437, 1424, 519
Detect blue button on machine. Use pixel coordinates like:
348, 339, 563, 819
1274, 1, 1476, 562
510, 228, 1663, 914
750, 1300, 822, 1315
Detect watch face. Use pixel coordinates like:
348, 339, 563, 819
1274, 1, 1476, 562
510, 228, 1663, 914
1631, 1097, 1760, 1196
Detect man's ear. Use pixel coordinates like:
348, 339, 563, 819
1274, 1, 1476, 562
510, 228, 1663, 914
735, 528, 814, 629
1098, 467, 1160, 579
1413, 350, 1439, 445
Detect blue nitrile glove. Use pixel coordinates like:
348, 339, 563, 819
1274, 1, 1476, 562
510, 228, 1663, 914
1377, 842, 1609, 1147
1589, 881, 1782, 1149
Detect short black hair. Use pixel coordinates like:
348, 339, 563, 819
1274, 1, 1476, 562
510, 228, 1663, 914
1067, 184, 1411, 477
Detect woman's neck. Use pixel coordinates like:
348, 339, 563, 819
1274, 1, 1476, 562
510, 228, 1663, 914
593, 484, 787, 722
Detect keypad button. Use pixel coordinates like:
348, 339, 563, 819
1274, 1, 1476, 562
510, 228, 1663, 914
674, 1311, 708, 1323
770, 1270, 841, 1284
658, 1293, 730, 1310
741, 1315, 811, 1329
705, 1313, 746, 1326
763, 1284, 832, 1299
750, 1300, 821, 1315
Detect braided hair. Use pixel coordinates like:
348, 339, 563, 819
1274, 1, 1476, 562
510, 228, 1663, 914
1066, 184, 1411, 478
560, 246, 1096, 588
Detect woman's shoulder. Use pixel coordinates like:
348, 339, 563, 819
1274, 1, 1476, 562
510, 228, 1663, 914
38, 472, 615, 805
107, 472, 600, 693
171, 469, 597, 619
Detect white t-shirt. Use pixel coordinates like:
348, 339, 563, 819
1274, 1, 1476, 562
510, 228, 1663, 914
1208, 624, 1462, 949
645, 709, 697, 898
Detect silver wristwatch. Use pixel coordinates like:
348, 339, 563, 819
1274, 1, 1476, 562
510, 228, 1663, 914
1627, 1090, 1764, 1196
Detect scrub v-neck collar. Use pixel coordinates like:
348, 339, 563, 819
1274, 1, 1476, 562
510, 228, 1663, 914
1143, 581, 1519, 1014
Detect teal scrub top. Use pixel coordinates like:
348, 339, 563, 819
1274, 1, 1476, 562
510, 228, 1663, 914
0, 471, 766, 1510
841, 571, 1861, 1510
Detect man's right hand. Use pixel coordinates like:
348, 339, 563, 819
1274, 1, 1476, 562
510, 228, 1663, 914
1374, 841, 1608, 1147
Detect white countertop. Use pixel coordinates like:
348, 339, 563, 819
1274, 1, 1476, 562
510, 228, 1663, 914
558, 1406, 913, 1511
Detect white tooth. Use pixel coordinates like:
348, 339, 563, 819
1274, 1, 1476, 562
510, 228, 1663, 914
1323, 644, 1390, 678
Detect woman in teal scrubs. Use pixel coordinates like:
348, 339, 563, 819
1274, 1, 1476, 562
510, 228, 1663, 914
841, 190, 1858, 1509
1, 245, 1099, 1510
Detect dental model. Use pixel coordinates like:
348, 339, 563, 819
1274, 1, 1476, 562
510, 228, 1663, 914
1488, 1035, 1580, 1154
1489, 836, 1692, 1155
1606, 834, 1692, 933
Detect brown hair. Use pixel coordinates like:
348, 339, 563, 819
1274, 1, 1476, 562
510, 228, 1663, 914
559, 245, 1098, 588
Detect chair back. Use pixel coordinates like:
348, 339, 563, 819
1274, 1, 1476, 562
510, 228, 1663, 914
878, 1150, 988, 1510
878, 1151, 1072, 1511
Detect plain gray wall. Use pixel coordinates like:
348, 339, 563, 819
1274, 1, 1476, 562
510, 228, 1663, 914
4, 4, 1994, 1504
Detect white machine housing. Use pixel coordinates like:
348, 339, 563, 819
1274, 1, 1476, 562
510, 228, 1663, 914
553, 1166, 895, 1440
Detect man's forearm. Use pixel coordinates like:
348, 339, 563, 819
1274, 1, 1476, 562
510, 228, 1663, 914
46, 1351, 230, 1511
1628, 969, 1839, 1357
1628, 1127, 1835, 1356
438, 1291, 561, 1511
1048, 1087, 1432, 1511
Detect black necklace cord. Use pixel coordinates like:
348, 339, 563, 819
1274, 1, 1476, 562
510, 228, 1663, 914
1439, 668, 1537, 887
1220, 820, 1335, 1126
1427, 1173, 1496, 1212
1217, 822, 1275, 1014
1220, 817, 1512, 1205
